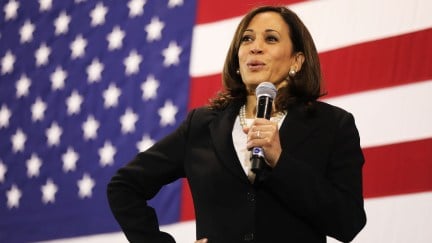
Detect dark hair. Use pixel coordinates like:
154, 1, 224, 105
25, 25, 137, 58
209, 6, 325, 111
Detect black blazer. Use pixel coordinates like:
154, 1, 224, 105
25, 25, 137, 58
107, 101, 366, 243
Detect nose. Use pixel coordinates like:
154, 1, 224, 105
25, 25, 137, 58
251, 48, 263, 54
250, 39, 263, 54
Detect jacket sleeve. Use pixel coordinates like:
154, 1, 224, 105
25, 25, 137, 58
262, 111, 366, 242
106, 109, 195, 243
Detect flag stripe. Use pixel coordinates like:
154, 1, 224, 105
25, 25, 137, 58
190, 0, 432, 77
324, 80, 432, 148
195, 0, 304, 24
362, 138, 432, 198
321, 28, 432, 97
188, 28, 432, 109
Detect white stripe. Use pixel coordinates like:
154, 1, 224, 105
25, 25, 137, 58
323, 80, 432, 148
190, 0, 432, 77
44, 192, 432, 242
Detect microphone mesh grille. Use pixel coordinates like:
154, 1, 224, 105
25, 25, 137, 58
255, 82, 277, 99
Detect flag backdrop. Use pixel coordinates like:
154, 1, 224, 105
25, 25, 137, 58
1, 0, 431, 242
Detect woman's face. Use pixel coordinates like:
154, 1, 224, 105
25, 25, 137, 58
238, 12, 301, 91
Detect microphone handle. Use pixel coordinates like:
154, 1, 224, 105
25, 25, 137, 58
251, 96, 273, 174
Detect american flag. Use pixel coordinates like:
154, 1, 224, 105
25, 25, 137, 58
1, 0, 195, 242
1, 0, 432, 242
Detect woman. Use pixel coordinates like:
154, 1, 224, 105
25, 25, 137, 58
107, 5, 366, 243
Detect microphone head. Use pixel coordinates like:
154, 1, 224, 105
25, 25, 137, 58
255, 82, 277, 99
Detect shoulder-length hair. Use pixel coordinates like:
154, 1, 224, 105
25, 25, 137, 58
209, 5, 325, 111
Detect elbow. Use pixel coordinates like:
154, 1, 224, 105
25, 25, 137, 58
332, 209, 367, 242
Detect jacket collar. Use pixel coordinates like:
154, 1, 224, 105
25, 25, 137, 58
209, 101, 318, 183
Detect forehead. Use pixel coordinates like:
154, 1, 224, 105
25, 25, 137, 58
245, 11, 289, 33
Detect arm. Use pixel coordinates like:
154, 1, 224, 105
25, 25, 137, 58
107, 110, 195, 243
262, 111, 366, 242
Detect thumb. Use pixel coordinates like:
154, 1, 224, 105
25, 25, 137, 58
194, 238, 208, 243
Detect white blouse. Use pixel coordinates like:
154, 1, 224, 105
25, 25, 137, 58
232, 115, 286, 181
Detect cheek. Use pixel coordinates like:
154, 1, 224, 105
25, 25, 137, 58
238, 48, 247, 62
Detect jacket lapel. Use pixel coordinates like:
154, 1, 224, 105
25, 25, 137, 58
209, 102, 250, 183
208, 102, 319, 183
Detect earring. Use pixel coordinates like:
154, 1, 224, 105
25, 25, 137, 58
236, 69, 240, 75
288, 66, 296, 77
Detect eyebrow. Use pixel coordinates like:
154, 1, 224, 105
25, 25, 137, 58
244, 29, 281, 35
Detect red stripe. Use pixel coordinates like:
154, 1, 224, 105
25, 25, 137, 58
321, 28, 432, 97
363, 138, 432, 198
180, 179, 195, 221
196, 0, 305, 24
180, 139, 432, 220
188, 29, 432, 109
188, 73, 222, 109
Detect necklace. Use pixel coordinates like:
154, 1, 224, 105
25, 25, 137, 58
239, 104, 286, 128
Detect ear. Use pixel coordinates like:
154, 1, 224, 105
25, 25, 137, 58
294, 52, 305, 71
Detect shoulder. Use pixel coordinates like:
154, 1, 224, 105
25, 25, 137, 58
312, 101, 353, 121
295, 101, 357, 131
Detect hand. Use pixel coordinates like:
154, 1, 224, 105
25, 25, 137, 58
195, 238, 208, 243
244, 118, 282, 167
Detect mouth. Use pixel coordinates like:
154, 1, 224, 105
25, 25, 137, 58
246, 61, 265, 71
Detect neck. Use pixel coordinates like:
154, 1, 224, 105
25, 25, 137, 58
244, 94, 257, 118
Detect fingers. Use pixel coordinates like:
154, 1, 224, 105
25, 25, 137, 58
246, 119, 282, 167
195, 238, 208, 243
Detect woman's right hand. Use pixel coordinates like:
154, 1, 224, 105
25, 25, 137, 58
195, 238, 208, 243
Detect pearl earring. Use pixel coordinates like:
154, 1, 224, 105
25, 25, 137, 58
288, 66, 296, 77
236, 69, 240, 75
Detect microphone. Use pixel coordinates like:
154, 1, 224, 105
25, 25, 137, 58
250, 82, 277, 174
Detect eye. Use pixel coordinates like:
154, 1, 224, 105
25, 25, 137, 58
266, 35, 278, 43
241, 35, 253, 43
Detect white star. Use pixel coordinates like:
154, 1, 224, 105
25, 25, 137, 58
103, 83, 121, 108
35, 43, 51, 66
168, 0, 183, 8
99, 141, 116, 167
26, 153, 42, 178
136, 134, 155, 152
128, 0, 146, 17
106, 26, 125, 50
54, 11, 71, 35
0, 104, 11, 128
86, 58, 104, 83
82, 115, 99, 140
6, 184, 22, 209
120, 108, 138, 134
77, 173, 95, 199
31, 97, 47, 121
145, 17, 164, 42
141, 74, 159, 100
162, 41, 182, 67
19, 20, 35, 43
123, 50, 142, 76
90, 2, 108, 26
39, 0, 52, 12
62, 147, 79, 172
0, 160, 7, 183
16, 74, 31, 98
11, 128, 26, 153
41, 178, 58, 204
158, 100, 178, 126
4, 0, 19, 21
66, 90, 83, 115
1, 50, 15, 74
46, 122, 62, 147
50, 66, 67, 90
70, 34, 87, 59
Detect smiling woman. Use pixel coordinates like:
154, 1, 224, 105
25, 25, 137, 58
107, 5, 366, 243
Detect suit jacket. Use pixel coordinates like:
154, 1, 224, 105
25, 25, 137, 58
107, 101, 366, 243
